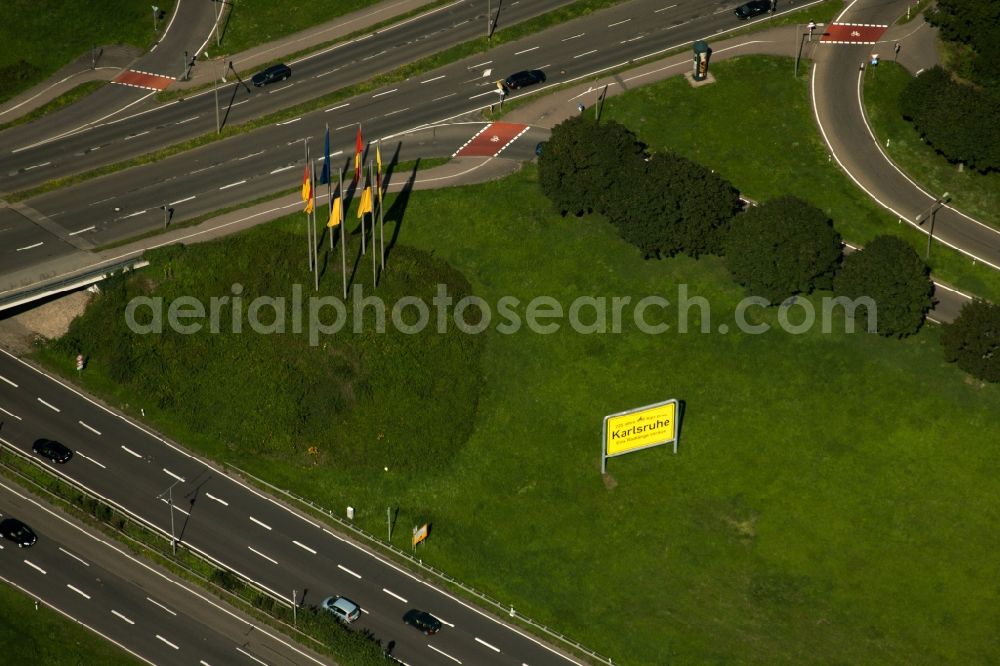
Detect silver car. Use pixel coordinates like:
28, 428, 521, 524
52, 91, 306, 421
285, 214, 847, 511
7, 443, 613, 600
321, 596, 360, 623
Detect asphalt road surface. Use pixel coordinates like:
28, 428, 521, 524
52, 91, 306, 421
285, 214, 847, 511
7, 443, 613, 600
0, 347, 589, 666
0, 476, 331, 666
2, 0, 784, 272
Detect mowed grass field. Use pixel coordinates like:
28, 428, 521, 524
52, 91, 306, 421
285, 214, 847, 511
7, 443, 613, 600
38, 57, 1000, 664
0, 583, 140, 664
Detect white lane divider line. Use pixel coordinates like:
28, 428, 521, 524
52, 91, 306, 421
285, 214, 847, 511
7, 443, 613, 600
475, 637, 501, 653
337, 564, 361, 579
37, 397, 60, 412
248, 546, 278, 565
111, 609, 135, 624
16, 242, 44, 251
147, 596, 177, 616
574, 49, 598, 59
372, 88, 398, 98
69, 225, 96, 235
156, 635, 180, 650
169, 195, 196, 206
78, 452, 106, 469
236, 647, 268, 665
249, 516, 272, 531
324, 103, 350, 112
205, 492, 229, 506
159, 497, 190, 515
121, 445, 142, 458
654, 4, 678, 12
562, 33, 584, 41
24, 560, 47, 574
219, 180, 246, 190
514, 46, 539, 55
66, 584, 91, 599
608, 18, 632, 27
269, 164, 296, 174
382, 588, 407, 603
421, 75, 445, 84
163, 468, 185, 483
437, 615, 455, 627
77, 421, 101, 435
428, 645, 462, 663
293, 540, 316, 554
0, 406, 21, 420
121, 210, 147, 219
0, 374, 17, 387
59, 547, 90, 566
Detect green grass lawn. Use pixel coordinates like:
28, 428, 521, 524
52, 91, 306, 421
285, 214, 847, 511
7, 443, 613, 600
41, 155, 1000, 664
862, 60, 1000, 231
0, 582, 141, 665
0, 2, 171, 104
602, 55, 1000, 300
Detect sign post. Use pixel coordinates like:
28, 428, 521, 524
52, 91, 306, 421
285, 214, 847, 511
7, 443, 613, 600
75, 355, 85, 375
602, 399, 682, 474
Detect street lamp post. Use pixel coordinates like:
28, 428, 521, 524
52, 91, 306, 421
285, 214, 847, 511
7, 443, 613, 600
152, 5, 159, 33
915, 192, 950, 260
156, 479, 183, 555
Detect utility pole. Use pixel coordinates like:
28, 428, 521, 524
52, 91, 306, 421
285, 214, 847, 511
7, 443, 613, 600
387, 507, 392, 542
916, 192, 950, 260
156, 479, 183, 555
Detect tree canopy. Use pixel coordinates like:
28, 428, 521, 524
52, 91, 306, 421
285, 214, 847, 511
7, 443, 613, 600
833, 235, 934, 338
940, 298, 1000, 382
723, 196, 842, 303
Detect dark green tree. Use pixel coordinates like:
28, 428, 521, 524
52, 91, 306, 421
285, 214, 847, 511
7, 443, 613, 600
611, 153, 740, 258
723, 196, 842, 303
833, 235, 934, 338
538, 115, 645, 216
926, 0, 1000, 88
941, 298, 1000, 382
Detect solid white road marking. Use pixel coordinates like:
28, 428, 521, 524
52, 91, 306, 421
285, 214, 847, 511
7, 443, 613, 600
24, 560, 46, 574
382, 588, 407, 603
169, 196, 196, 206
421, 75, 446, 84
476, 637, 501, 652
37, 398, 60, 412
338, 564, 361, 579
219, 180, 246, 190
121, 445, 142, 458
66, 584, 91, 599
248, 546, 278, 565
562, 33, 584, 41
159, 497, 189, 515
0, 374, 17, 387
77, 452, 106, 469
23, 162, 51, 171
79, 420, 101, 435
249, 516, 272, 530
574, 49, 598, 58
514, 46, 539, 55
324, 103, 350, 112
121, 210, 147, 219
69, 225, 95, 235
270, 164, 296, 174
147, 596, 177, 615
205, 492, 229, 506
372, 88, 398, 98
124, 130, 150, 141
293, 540, 317, 554
654, 4, 677, 12
54, 549, 85, 567
16, 242, 43, 251
0, 406, 22, 420
163, 468, 185, 482
177, 116, 199, 124
111, 610, 135, 624
608, 18, 632, 27
156, 635, 179, 650
428, 645, 462, 663
236, 647, 268, 665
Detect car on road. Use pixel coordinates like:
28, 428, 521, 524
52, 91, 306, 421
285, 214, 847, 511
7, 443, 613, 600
403, 609, 442, 635
504, 69, 546, 91
32, 438, 73, 464
0, 518, 37, 547
734, 0, 771, 19
252, 64, 292, 87
321, 596, 360, 623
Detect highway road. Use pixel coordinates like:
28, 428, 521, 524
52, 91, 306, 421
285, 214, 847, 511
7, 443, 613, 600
0, 346, 589, 666
0, 476, 331, 666
811, 0, 1000, 270
2, 0, 791, 273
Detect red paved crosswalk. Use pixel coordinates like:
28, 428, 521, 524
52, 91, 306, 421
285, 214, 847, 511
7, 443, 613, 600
820, 23, 888, 45
453, 122, 530, 158
113, 69, 176, 91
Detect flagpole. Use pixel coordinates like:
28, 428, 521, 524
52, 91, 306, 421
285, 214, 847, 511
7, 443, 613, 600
370, 160, 376, 288
339, 168, 347, 300
326, 123, 333, 251
378, 140, 385, 272
304, 140, 313, 273
313, 157, 319, 292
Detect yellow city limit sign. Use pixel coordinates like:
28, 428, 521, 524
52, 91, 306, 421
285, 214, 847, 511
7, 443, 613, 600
602, 400, 680, 473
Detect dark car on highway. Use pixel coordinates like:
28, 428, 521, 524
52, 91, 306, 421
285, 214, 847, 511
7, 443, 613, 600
1, 518, 37, 547
32, 438, 73, 464
403, 609, 442, 635
252, 63, 292, 87
504, 69, 546, 91
734, 0, 771, 19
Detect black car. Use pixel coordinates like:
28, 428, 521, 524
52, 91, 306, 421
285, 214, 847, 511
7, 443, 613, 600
403, 609, 442, 635
504, 69, 546, 91
734, 0, 771, 19
32, 438, 73, 464
0, 518, 37, 547
252, 63, 292, 87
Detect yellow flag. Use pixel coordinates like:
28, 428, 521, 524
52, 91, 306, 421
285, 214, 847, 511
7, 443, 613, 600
304, 194, 314, 214
356, 187, 372, 218
327, 197, 342, 227
376, 143, 383, 193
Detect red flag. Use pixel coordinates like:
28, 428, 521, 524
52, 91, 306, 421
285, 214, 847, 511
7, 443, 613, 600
353, 125, 363, 184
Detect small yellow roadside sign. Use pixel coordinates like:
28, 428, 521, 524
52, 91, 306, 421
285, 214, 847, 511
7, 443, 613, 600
602, 399, 681, 473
